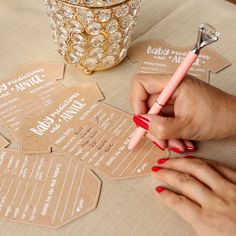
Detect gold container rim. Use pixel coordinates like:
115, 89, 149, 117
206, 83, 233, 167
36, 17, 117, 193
59, 0, 131, 9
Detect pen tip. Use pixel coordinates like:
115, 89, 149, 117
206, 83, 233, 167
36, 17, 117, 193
128, 143, 134, 150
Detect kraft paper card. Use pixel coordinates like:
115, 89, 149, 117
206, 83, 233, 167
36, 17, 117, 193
19, 88, 169, 180
0, 134, 9, 149
0, 63, 103, 141
0, 149, 101, 228
128, 39, 231, 82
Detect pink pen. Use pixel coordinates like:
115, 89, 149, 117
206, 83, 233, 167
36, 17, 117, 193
128, 23, 220, 150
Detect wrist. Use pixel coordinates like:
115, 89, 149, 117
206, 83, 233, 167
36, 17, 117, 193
223, 95, 236, 138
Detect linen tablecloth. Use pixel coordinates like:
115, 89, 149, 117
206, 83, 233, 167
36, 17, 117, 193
0, 0, 236, 235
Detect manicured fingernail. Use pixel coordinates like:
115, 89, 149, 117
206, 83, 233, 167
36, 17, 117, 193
171, 147, 184, 154
155, 186, 165, 193
137, 115, 150, 122
186, 145, 196, 152
153, 142, 164, 151
184, 156, 195, 159
133, 115, 150, 131
157, 158, 169, 165
133, 114, 138, 127
151, 166, 161, 172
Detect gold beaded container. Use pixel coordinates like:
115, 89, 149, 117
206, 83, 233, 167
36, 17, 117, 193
43, 0, 141, 74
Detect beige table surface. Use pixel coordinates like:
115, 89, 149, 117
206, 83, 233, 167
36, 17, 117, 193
1, 0, 236, 235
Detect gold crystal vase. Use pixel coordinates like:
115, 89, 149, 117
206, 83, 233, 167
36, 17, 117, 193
43, 0, 141, 74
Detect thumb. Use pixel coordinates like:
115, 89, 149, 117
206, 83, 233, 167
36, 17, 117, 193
133, 114, 185, 140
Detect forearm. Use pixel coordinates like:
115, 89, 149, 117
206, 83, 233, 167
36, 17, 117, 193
225, 95, 236, 138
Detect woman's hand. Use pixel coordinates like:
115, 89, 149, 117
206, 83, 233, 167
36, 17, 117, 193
129, 74, 236, 152
152, 156, 236, 236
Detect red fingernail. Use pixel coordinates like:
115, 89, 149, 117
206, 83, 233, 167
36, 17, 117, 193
153, 142, 164, 151
186, 145, 196, 152
157, 158, 169, 164
137, 115, 150, 122
171, 147, 184, 154
151, 166, 161, 172
155, 186, 165, 193
184, 156, 195, 159
134, 114, 138, 127
133, 115, 150, 131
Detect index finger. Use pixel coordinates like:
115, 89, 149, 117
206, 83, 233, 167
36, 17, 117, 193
156, 157, 228, 197
156, 188, 201, 224
129, 74, 171, 115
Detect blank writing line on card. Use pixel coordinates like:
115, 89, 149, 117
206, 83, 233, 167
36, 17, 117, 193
44, 155, 54, 181
131, 145, 154, 175
71, 168, 85, 217
35, 156, 55, 206
18, 103, 43, 117
9, 180, 22, 207
0, 178, 6, 192
119, 141, 149, 177
19, 182, 30, 206
36, 182, 46, 206
60, 161, 79, 223
27, 183, 38, 209
111, 150, 133, 175
29, 155, 39, 179
5, 178, 13, 198
120, 126, 131, 138
3, 179, 14, 214
51, 159, 72, 224
108, 127, 134, 174
107, 115, 123, 132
